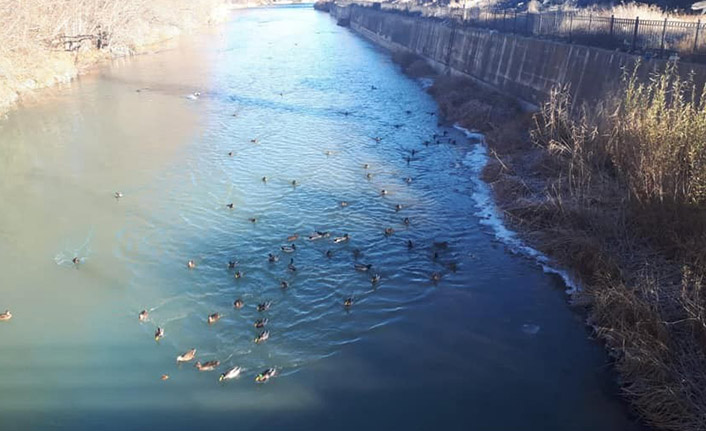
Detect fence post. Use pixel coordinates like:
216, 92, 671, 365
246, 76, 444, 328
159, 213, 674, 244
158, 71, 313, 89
569, 13, 573, 43
660, 18, 667, 56
609, 14, 614, 37
694, 19, 701, 55
631, 16, 639, 52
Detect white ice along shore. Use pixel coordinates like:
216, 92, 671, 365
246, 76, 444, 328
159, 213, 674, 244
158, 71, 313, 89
455, 124, 579, 294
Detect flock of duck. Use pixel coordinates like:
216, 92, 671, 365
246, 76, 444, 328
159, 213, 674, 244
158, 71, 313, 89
0, 95, 462, 386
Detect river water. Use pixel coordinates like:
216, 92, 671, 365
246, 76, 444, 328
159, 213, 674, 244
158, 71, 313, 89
0, 5, 642, 431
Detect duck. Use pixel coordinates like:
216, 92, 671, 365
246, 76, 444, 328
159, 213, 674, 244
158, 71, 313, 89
371, 274, 381, 285
291, 180, 298, 187
268, 253, 279, 263
407, 240, 414, 249
344, 297, 354, 308
363, 163, 370, 169
226, 203, 235, 209
324, 150, 333, 156
325, 250, 333, 258
234, 271, 243, 279
431, 272, 442, 282
248, 217, 257, 223
195, 360, 220, 371
254, 330, 270, 344
255, 368, 276, 383
340, 201, 349, 207
372, 137, 382, 142
228, 151, 234, 157
366, 173, 373, 180
287, 258, 297, 272
233, 299, 244, 309
155, 327, 164, 341
257, 301, 272, 312
370, 85, 377, 90
72, 257, 80, 265
219, 366, 242, 381
262, 176, 268, 183
161, 374, 169, 381
333, 233, 350, 244
138, 310, 149, 322
250, 138, 259, 144
308, 231, 329, 241
281, 244, 296, 253
354, 263, 372, 272
187, 260, 196, 269
403, 217, 410, 226
405, 177, 413, 184
380, 189, 388, 196
384, 227, 395, 236
280, 281, 289, 289
228, 260, 237, 269
208, 313, 220, 325
177, 349, 196, 363
395, 204, 403, 212
114, 191, 123, 199
0, 310, 12, 321
287, 233, 299, 242
254, 318, 268, 328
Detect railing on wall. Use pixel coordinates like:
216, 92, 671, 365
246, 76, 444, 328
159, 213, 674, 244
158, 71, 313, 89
347, 1, 706, 61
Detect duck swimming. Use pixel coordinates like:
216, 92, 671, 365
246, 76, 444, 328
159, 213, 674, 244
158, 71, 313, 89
344, 297, 354, 308
405, 177, 413, 184
380, 189, 388, 196
431, 272, 442, 282
340, 201, 349, 207
155, 327, 164, 341
228, 151, 234, 157
281, 244, 296, 253
308, 231, 329, 240
268, 253, 279, 263
226, 203, 235, 209
254, 318, 268, 328
384, 227, 395, 236
187, 260, 196, 269
288, 258, 297, 272
219, 366, 242, 381
195, 360, 220, 371
138, 310, 148, 322
255, 368, 276, 383
0, 310, 12, 321
248, 217, 257, 223
333, 233, 350, 243
280, 281, 289, 289
366, 173, 373, 180
262, 176, 268, 183
363, 163, 370, 169
407, 240, 414, 249
257, 301, 272, 312
161, 374, 169, 381
250, 138, 259, 144
114, 192, 123, 199
291, 180, 298, 187
208, 313, 220, 325
287, 233, 299, 242
395, 204, 403, 212
72, 257, 80, 265
354, 263, 372, 272
177, 349, 196, 363
233, 299, 244, 309
254, 330, 270, 344
403, 217, 410, 226
371, 274, 381, 285
228, 260, 237, 269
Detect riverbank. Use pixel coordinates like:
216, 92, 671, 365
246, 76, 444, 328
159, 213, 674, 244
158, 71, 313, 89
0, 0, 242, 116
389, 29, 706, 431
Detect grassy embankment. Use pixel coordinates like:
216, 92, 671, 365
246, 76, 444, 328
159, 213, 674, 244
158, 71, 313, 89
0, 0, 231, 114
393, 49, 706, 431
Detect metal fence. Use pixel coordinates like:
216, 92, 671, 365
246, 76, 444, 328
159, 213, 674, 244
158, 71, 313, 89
360, 2, 706, 61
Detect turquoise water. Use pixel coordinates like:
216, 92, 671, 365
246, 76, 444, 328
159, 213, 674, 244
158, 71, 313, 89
0, 5, 642, 430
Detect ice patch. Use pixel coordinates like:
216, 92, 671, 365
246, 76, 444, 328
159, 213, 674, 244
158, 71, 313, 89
454, 124, 579, 294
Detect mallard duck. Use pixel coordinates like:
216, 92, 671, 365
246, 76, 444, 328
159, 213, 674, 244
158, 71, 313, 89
366, 173, 373, 180
114, 192, 123, 199
155, 327, 164, 341
233, 299, 244, 309
354, 263, 372, 272
262, 176, 268, 183
333, 233, 350, 243
291, 180, 298, 187
287, 233, 299, 242
431, 272, 442, 282
324, 150, 333, 156
254, 330, 270, 344
340, 201, 349, 207
72, 257, 80, 265
255, 368, 276, 383
371, 274, 381, 285
268, 253, 279, 263
384, 227, 394, 236
405, 177, 413, 184
250, 138, 259, 144
403, 217, 410, 226
219, 366, 242, 381
248, 217, 257, 223
138, 310, 148, 322
281, 244, 296, 253
228, 260, 237, 269
308, 231, 329, 240
363, 163, 370, 169
187, 260, 196, 269
208, 313, 220, 325
0, 310, 12, 321
343, 297, 354, 308
254, 318, 268, 328
395, 204, 403, 212
226, 203, 235, 209
195, 360, 220, 371
280, 281, 289, 289
287, 258, 296, 272
234, 271, 243, 279
161, 374, 169, 381
257, 301, 272, 312
177, 349, 196, 363
407, 240, 414, 249
380, 189, 388, 196
228, 151, 234, 157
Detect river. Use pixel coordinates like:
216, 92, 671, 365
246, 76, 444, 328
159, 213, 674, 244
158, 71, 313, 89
0, 5, 642, 430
